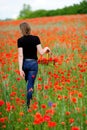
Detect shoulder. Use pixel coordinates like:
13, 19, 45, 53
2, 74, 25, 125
17, 36, 24, 43
33, 35, 41, 43
31, 35, 41, 45
17, 36, 24, 48
30, 35, 40, 39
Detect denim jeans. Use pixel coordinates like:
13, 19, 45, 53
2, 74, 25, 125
22, 59, 38, 107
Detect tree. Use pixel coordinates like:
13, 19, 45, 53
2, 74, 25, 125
17, 1, 87, 19
77, 0, 87, 14
18, 4, 32, 19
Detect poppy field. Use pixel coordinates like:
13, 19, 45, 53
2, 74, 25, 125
0, 15, 87, 130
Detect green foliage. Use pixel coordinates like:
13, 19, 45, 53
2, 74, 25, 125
17, 4, 32, 19
77, 0, 87, 13
28, 10, 48, 18
17, 0, 87, 19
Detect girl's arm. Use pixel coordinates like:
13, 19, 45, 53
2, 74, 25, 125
37, 44, 50, 55
18, 48, 25, 78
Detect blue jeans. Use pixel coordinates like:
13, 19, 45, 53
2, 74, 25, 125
22, 59, 38, 107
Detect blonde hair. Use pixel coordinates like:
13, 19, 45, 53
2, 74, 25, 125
19, 22, 31, 36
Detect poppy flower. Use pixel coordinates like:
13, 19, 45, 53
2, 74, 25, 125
43, 115, 51, 122
65, 111, 71, 116
2, 125, 6, 128
71, 97, 77, 103
19, 112, 24, 116
61, 122, 65, 125
25, 128, 29, 130
41, 104, 47, 109
71, 126, 80, 130
0, 117, 5, 123
0, 100, 4, 107
69, 118, 74, 124
16, 77, 21, 81
33, 112, 44, 125
48, 121, 57, 128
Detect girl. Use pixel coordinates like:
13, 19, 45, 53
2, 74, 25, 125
17, 22, 50, 108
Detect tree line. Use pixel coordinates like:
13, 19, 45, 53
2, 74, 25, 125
17, 0, 87, 19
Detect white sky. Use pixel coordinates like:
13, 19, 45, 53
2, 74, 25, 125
0, 0, 82, 20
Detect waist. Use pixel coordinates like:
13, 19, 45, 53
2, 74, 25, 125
24, 59, 37, 61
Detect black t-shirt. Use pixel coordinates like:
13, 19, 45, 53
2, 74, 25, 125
17, 35, 41, 60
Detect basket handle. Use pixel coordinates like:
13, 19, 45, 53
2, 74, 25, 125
46, 51, 53, 60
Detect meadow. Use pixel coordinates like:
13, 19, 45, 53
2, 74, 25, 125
0, 14, 87, 130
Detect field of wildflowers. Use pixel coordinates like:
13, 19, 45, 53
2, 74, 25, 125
0, 14, 87, 130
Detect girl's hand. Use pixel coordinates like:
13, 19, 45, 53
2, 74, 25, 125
46, 47, 51, 53
19, 70, 25, 79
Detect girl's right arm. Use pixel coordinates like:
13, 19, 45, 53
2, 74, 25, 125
18, 48, 25, 78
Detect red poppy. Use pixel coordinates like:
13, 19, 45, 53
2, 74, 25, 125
41, 104, 47, 109
78, 92, 83, 98
33, 112, 44, 125
17, 118, 21, 122
71, 97, 77, 103
52, 103, 57, 108
71, 126, 80, 130
0, 100, 4, 107
37, 84, 42, 90
2, 74, 8, 80
10, 91, 16, 97
85, 120, 87, 124
65, 111, 71, 116
61, 122, 65, 125
31, 102, 38, 110
44, 85, 49, 90
6, 102, 12, 112
38, 77, 42, 81
0, 118, 5, 123
48, 121, 57, 128
2, 125, 6, 128
58, 95, 63, 100
46, 109, 55, 116
25, 128, 29, 130
19, 112, 24, 116
43, 115, 51, 122
16, 77, 21, 81
69, 118, 74, 124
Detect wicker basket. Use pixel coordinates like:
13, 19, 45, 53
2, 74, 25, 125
38, 53, 58, 65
